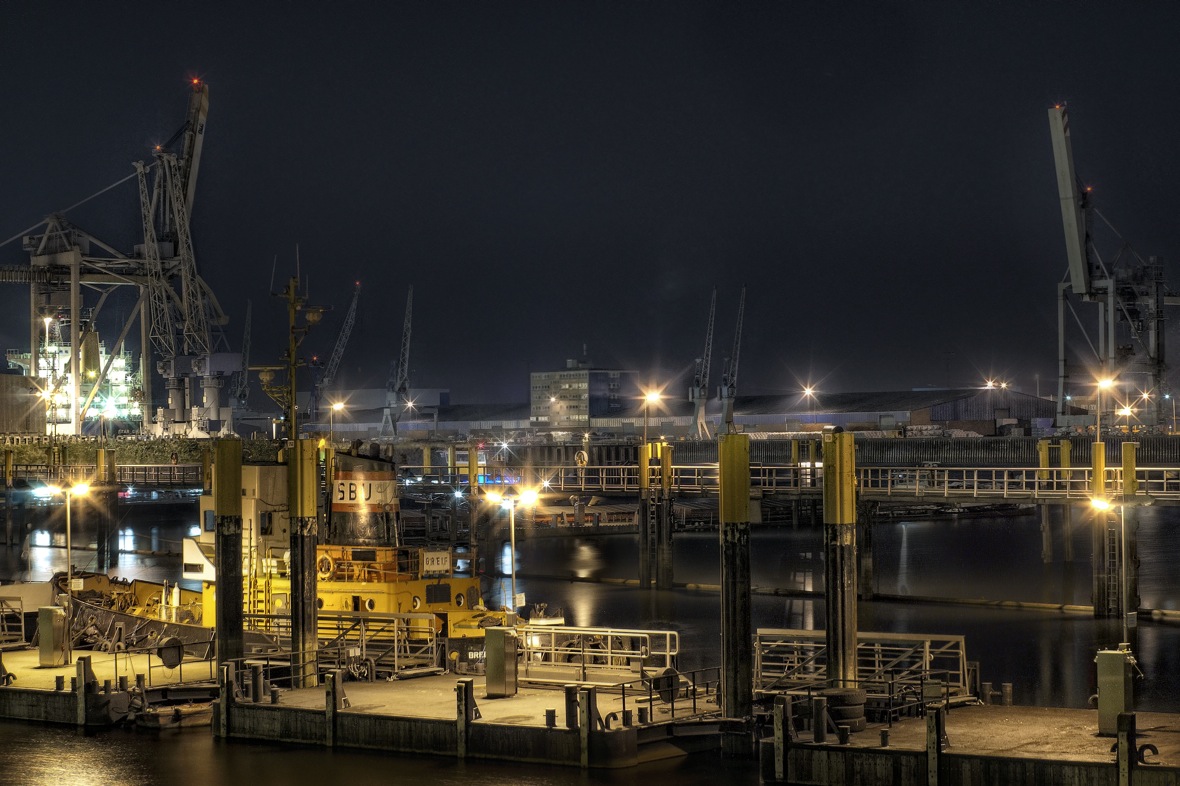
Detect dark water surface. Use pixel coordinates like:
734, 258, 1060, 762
4, 502, 1180, 784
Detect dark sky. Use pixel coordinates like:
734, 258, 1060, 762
4, 2, 1180, 405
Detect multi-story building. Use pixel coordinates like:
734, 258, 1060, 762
529, 359, 639, 431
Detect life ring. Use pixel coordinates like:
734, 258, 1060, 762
316, 553, 335, 580
411, 596, 422, 610
454, 593, 465, 608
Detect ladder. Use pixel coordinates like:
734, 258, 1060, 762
1104, 523, 1121, 617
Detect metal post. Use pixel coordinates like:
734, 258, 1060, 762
64, 489, 73, 665
823, 427, 858, 688
214, 439, 244, 666
509, 500, 516, 608
719, 432, 752, 753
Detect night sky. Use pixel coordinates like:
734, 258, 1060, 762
4, 3, 1180, 406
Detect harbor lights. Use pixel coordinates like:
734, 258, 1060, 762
485, 488, 538, 610
329, 401, 345, 444
642, 390, 662, 445
803, 386, 816, 424
46, 482, 90, 664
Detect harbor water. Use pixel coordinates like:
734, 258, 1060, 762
3, 502, 1180, 784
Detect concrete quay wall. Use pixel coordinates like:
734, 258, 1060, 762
763, 743, 1178, 786
218, 699, 637, 768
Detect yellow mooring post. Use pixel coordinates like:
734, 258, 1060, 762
1121, 442, 1137, 499
289, 438, 320, 688
822, 426, 858, 688
1092, 441, 1106, 500
718, 432, 752, 745
214, 438, 244, 665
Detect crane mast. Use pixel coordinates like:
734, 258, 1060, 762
1047, 105, 1170, 426
380, 286, 413, 437
719, 286, 745, 433
689, 288, 716, 440
311, 281, 360, 419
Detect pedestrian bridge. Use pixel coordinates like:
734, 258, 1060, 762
400, 463, 1180, 505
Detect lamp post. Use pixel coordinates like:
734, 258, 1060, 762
1096, 377, 1114, 436
1168, 393, 1176, 434
803, 386, 816, 424
486, 488, 537, 609
329, 401, 344, 444
643, 390, 661, 445
49, 482, 89, 664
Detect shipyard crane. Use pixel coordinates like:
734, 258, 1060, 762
380, 286, 413, 437
6, 78, 237, 438
310, 281, 360, 420
228, 300, 252, 407
718, 286, 746, 433
1047, 105, 1171, 425
689, 289, 716, 440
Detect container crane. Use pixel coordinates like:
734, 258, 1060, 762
380, 286, 413, 437
228, 300, 252, 407
718, 286, 745, 433
689, 289, 716, 440
12, 78, 236, 437
310, 281, 360, 420
1047, 105, 1171, 426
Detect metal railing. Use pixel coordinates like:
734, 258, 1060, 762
395, 462, 1180, 502
520, 624, 679, 685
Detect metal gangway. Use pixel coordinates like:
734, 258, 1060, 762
519, 624, 680, 686
754, 629, 975, 716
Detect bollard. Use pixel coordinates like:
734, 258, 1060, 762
880, 729, 890, 747
70, 677, 77, 693
638, 707, 649, 724
118, 675, 128, 692
564, 684, 579, 730
812, 696, 828, 744
837, 724, 850, 745
981, 681, 992, 705
271, 685, 280, 704
545, 708, 556, 728
136, 673, 146, 692
102, 679, 111, 694
251, 664, 264, 704
55, 675, 64, 691
1002, 683, 1013, 706
622, 708, 633, 727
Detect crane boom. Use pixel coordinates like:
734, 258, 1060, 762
379, 286, 414, 437
228, 300, 252, 406
1047, 105, 1092, 296
322, 281, 360, 388
178, 79, 209, 220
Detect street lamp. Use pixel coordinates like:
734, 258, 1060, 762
485, 488, 537, 609
1167, 393, 1176, 435
47, 482, 89, 664
1096, 377, 1114, 436
642, 390, 661, 445
329, 401, 344, 444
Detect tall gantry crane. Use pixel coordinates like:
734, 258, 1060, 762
688, 288, 716, 440
7, 78, 237, 437
228, 300, 252, 408
380, 286, 413, 437
310, 281, 360, 420
718, 286, 746, 433
1048, 105, 1171, 425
